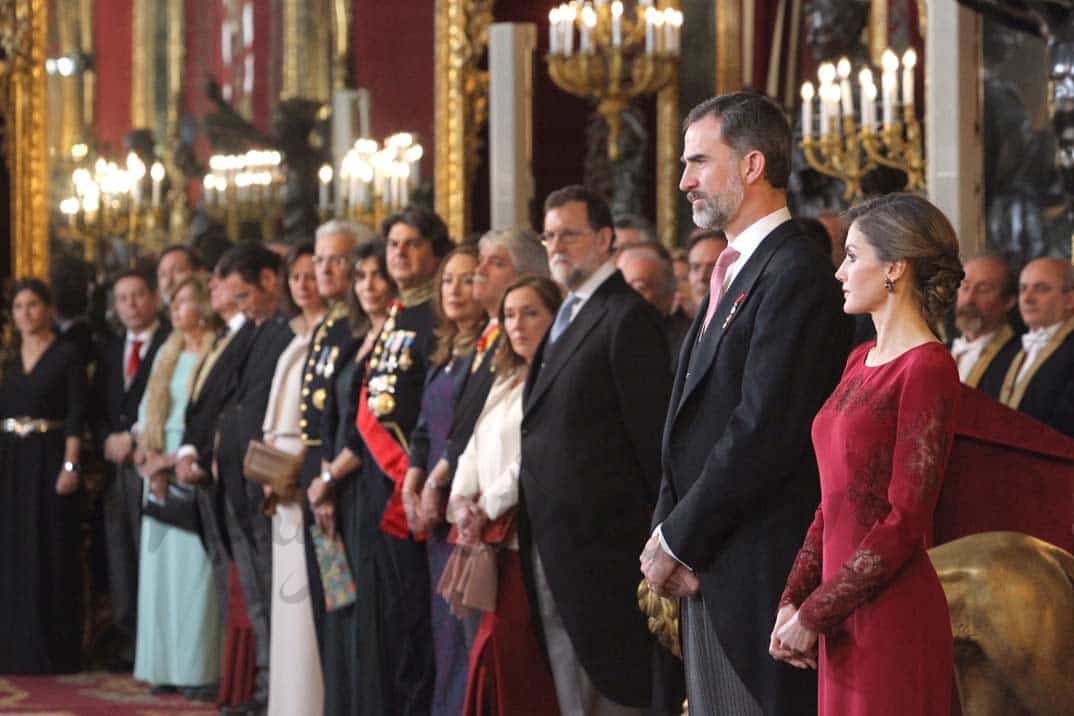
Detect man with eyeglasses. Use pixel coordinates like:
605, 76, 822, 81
520, 184, 671, 715
331, 206, 452, 714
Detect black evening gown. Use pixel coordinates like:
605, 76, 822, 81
0, 339, 87, 673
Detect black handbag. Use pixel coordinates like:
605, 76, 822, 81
142, 479, 202, 534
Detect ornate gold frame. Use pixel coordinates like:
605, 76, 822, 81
3, 0, 50, 278
434, 0, 493, 241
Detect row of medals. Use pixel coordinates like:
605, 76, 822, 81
367, 311, 417, 418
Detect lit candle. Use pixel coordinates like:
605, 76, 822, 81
858, 68, 876, 130
549, 8, 561, 54
837, 57, 854, 120
817, 63, 836, 137
670, 10, 684, 55
318, 164, 333, 212
563, 4, 576, 56
580, 6, 596, 53
663, 8, 675, 52
150, 162, 165, 208
645, 8, 658, 54
901, 48, 917, 109
862, 82, 878, 130
611, 2, 623, 48
800, 82, 814, 140
203, 175, 214, 208
652, 9, 665, 53
881, 49, 899, 128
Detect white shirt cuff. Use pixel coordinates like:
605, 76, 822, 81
176, 444, 198, 461
654, 523, 693, 572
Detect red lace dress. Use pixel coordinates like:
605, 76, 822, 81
781, 341, 958, 715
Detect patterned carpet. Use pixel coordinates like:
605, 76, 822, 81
0, 672, 215, 715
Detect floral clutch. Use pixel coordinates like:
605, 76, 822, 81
310, 525, 357, 612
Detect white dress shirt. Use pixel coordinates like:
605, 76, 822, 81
1016, 321, 1063, 387
124, 322, 159, 386
561, 259, 618, 324
951, 329, 998, 382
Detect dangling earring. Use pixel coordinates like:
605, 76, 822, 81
884, 276, 895, 293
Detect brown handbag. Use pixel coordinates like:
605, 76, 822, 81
243, 440, 304, 496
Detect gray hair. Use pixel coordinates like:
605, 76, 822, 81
619, 243, 677, 300
315, 219, 366, 248
613, 213, 658, 245
479, 226, 549, 278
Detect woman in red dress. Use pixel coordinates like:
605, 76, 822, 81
771, 193, 964, 715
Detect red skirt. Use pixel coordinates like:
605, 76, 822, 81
216, 561, 256, 707
463, 550, 560, 716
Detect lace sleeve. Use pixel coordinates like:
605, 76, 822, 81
780, 506, 824, 609
797, 354, 959, 634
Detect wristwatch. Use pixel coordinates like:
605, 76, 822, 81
63, 461, 81, 474
320, 469, 334, 485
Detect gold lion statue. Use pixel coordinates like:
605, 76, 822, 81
929, 531, 1074, 715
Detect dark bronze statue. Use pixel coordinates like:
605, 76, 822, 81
203, 78, 329, 243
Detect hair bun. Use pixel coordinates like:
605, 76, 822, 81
922, 255, 964, 326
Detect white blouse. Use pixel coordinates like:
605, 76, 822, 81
449, 374, 525, 549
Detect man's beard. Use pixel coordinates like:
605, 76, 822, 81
954, 304, 985, 337
691, 177, 745, 230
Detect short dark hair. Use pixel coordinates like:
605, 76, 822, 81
113, 267, 157, 293
216, 242, 282, 286
159, 244, 204, 271
543, 184, 614, 232
613, 213, 658, 244
381, 207, 453, 258
347, 239, 398, 334
10, 277, 52, 308
280, 241, 315, 317
683, 91, 792, 189
686, 229, 727, 254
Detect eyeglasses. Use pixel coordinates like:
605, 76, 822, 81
313, 255, 350, 267
539, 229, 594, 247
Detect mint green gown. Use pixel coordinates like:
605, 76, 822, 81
133, 350, 222, 686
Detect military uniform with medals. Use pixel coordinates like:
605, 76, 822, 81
348, 282, 437, 715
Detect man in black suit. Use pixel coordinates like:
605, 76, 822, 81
214, 243, 294, 711
617, 242, 693, 364
991, 257, 1074, 436
641, 92, 851, 715
520, 185, 671, 715
175, 266, 254, 616
91, 268, 170, 668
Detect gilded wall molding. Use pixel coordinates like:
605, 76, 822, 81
656, 82, 679, 247
435, 0, 494, 241
2, 0, 50, 278
715, 0, 743, 94
282, 0, 332, 102
131, 0, 149, 129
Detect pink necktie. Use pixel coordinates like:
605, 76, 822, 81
701, 246, 740, 334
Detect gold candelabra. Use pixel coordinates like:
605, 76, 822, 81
203, 149, 285, 244
58, 148, 172, 267
546, 1, 682, 160
799, 50, 925, 200
319, 132, 424, 229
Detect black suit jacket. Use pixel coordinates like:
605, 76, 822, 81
519, 269, 671, 708
437, 332, 501, 476
91, 323, 172, 443
181, 320, 256, 475
986, 330, 1074, 437
216, 314, 294, 529
655, 219, 852, 716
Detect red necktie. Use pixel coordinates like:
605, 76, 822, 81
127, 339, 144, 380
701, 246, 741, 334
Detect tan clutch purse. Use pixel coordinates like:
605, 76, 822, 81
243, 440, 305, 495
